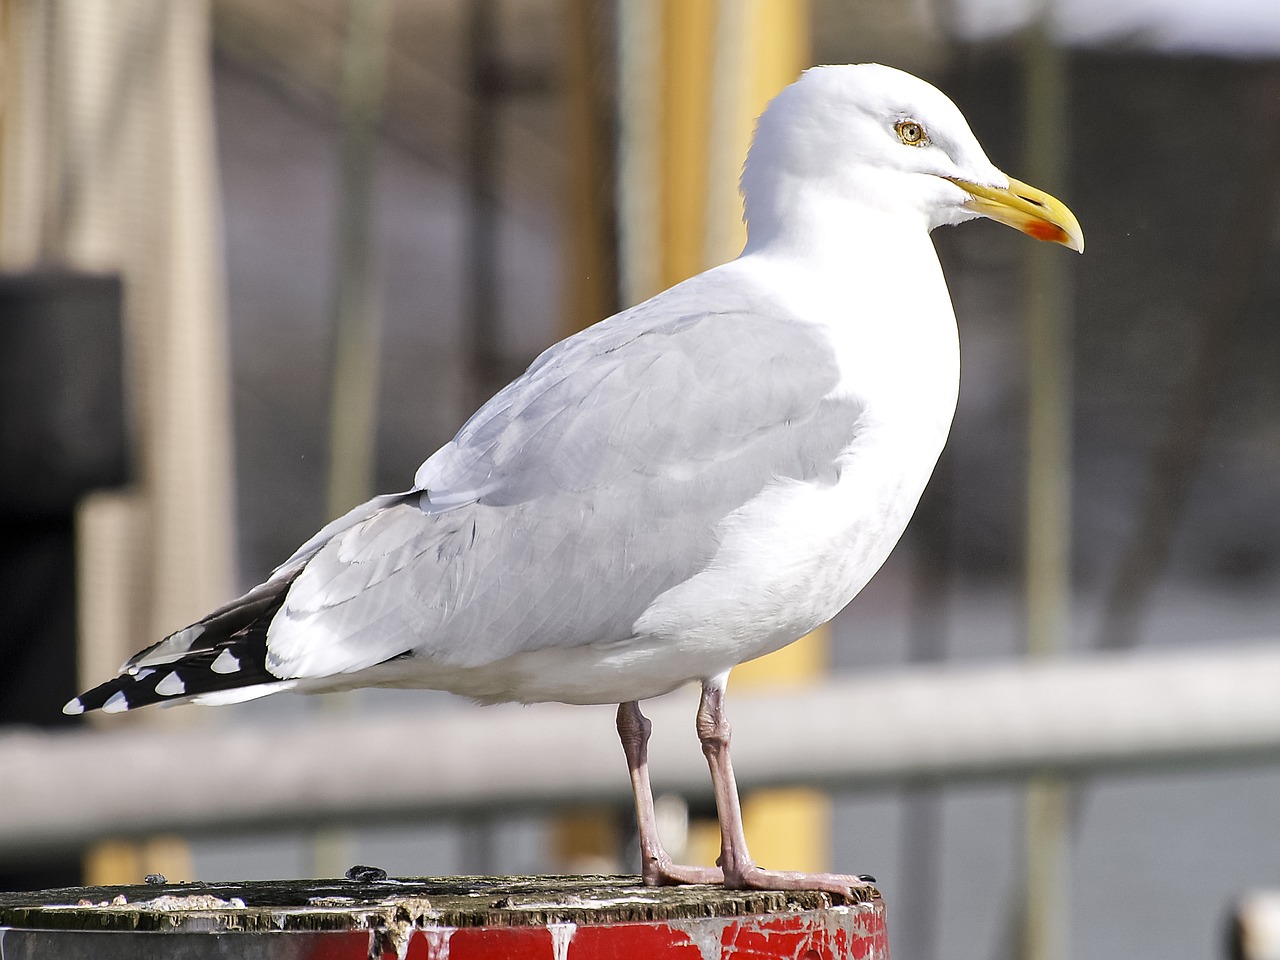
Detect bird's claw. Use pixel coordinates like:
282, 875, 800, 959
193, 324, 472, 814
723, 865, 881, 903
641, 854, 724, 887
642, 855, 879, 903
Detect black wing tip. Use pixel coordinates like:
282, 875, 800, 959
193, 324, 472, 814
67, 642, 282, 715
69, 573, 298, 715
64, 668, 175, 715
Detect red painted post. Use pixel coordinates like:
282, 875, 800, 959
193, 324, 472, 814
407, 908, 888, 959
0, 876, 889, 959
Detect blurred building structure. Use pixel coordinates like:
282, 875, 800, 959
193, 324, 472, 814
1, 0, 235, 664
1, 2, 1279, 960
0, 0, 235, 885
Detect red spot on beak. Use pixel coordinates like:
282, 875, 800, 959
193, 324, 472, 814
1024, 220, 1069, 244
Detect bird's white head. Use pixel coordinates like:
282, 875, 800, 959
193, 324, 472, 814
741, 63, 1083, 254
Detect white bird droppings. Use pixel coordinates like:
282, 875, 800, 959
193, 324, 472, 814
423, 927, 454, 960
548, 922, 576, 960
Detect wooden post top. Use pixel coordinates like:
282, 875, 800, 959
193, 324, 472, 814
0, 874, 888, 959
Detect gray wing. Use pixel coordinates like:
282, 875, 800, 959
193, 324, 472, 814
264, 272, 861, 680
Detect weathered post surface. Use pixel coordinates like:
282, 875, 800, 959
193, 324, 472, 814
0, 874, 888, 959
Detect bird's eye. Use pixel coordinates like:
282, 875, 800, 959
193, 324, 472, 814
896, 119, 927, 146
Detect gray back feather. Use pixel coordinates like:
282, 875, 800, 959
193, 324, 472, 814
267, 272, 861, 678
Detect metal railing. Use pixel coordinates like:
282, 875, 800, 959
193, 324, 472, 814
3, 643, 1280, 860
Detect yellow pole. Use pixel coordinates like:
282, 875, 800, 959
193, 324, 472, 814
652, 0, 824, 875
558, 0, 815, 875
656, 0, 716, 289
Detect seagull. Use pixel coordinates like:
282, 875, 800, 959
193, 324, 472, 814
66, 63, 1081, 898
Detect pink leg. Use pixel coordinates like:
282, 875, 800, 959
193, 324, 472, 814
696, 673, 876, 901
617, 701, 722, 886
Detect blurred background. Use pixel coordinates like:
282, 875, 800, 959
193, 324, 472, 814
2, 1, 1279, 959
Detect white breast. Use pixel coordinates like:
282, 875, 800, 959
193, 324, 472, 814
564, 242, 960, 700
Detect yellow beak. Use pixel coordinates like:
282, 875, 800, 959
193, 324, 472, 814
947, 175, 1084, 253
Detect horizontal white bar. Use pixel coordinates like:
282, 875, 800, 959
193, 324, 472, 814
3, 644, 1280, 858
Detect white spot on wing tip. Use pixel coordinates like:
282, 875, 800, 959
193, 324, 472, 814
62, 698, 85, 716
155, 672, 186, 697
103, 691, 129, 713
211, 649, 241, 674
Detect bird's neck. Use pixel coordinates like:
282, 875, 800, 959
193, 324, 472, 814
741, 183, 935, 277
741, 198, 942, 303
731, 186, 958, 401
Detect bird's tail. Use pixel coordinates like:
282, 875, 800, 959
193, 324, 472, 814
64, 573, 301, 715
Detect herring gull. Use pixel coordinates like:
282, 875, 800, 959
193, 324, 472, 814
67, 63, 1082, 898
